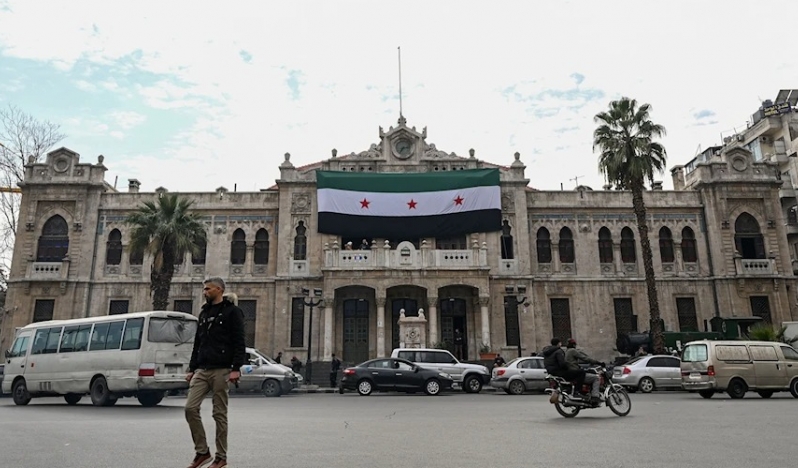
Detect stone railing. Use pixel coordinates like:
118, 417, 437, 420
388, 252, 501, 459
28, 261, 68, 280
735, 258, 775, 275
323, 239, 488, 270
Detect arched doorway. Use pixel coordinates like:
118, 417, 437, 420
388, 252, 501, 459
439, 285, 479, 360
386, 285, 428, 351
734, 213, 765, 259
335, 286, 375, 364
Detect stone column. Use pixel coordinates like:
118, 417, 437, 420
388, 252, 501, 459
551, 239, 560, 273
376, 296, 386, 357
479, 296, 491, 348
323, 296, 334, 361
428, 296, 439, 345
246, 244, 254, 275
673, 237, 683, 275
613, 242, 622, 274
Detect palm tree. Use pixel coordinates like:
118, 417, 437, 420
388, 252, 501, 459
593, 97, 667, 353
125, 193, 207, 310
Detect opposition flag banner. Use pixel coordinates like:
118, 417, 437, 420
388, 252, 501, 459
316, 168, 502, 239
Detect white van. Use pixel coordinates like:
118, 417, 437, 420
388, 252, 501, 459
2, 311, 197, 407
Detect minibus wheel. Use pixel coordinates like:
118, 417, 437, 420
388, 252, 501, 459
12, 379, 31, 406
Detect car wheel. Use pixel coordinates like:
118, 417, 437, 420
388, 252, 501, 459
638, 377, 655, 393
90, 376, 113, 407
698, 390, 714, 399
64, 393, 82, 405
262, 379, 281, 397
357, 379, 373, 396
508, 380, 526, 395
756, 390, 773, 399
727, 378, 748, 399
12, 379, 31, 406
790, 378, 798, 398
463, 375, 482, 394
137, 391, 164, 407
425, 379, 441, 396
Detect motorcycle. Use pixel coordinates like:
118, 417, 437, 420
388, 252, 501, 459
544, 366, 632, 418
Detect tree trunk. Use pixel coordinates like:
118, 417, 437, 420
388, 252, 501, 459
631, 182, 664, 353
150, 243, 176, 310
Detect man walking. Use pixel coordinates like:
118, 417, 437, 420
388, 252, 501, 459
330, 353, 341, 388
184, 278, 246, 468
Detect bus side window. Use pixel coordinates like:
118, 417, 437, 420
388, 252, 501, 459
121, 318, 144, 350
31, 329, 49, 355
8, 335, 30, 358
59, 326, 79, 353
89, 323, 110, 351
74, 325, 92, 352
104, 321, 125, 350
44, 328, 62, 354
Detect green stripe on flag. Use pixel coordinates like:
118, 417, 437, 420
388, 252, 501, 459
316, 168, 500, 192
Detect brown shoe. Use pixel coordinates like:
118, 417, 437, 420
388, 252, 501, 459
208, 457, 227, 468
187, 452, 212, 468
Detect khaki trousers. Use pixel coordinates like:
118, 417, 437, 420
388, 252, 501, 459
185, 368, 230, 460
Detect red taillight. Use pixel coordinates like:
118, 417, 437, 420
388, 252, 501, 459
496, 369, 505, 376
622, 366, 631, 375
707, 366, 715, 377
343, 368, 355, 376
139, 363, 156, 377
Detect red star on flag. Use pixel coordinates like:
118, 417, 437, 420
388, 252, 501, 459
360, 198, 370, 209
407, 199, 418, 209
453, 195, 464, 206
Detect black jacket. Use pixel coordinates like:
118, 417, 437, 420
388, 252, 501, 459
542, 345, 567, 374
189, 299, 247, 372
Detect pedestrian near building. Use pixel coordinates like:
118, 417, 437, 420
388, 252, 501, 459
453, 329, 464, 360
274, 352, 283, 364
330, 354, 342, 388
184, 278, 247, 468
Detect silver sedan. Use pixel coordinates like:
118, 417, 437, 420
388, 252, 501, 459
489, 356, 548, 395
612, 355, 682, 393
230, 348, 300, 397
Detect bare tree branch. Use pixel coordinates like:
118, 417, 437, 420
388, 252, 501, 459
0, 104, 66, 273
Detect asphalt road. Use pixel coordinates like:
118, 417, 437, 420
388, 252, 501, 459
0, 391, 794, 468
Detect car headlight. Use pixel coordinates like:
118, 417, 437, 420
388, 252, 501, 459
284, 371, 292, 377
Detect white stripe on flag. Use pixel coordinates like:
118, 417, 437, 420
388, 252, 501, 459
318, 185, 500, 217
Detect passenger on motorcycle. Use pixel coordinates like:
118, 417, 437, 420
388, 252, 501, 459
565, 338, 603, 405
543, 338, 588, 401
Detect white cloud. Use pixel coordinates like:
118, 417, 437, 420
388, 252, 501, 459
1, 0, 798, 191
108, 111, 145, 130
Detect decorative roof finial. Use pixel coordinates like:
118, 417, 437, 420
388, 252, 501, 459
331, 148, 337, 158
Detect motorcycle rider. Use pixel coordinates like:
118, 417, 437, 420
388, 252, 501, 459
565, 338, 602, 406
543, 338, 586, 402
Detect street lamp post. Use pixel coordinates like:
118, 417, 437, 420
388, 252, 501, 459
504, 285, 528, 358
302, 287, 323, 385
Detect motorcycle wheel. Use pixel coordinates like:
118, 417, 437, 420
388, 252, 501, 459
606, 385, 632, 417
554, 399, 580, 418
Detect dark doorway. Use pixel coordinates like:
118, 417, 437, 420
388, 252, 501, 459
343, 299, 369, 363
441, 298, 467, 360
749, 296, 772, 324
391, 298, 418, 350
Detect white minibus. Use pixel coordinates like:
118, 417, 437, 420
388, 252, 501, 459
2, 311, 198, 407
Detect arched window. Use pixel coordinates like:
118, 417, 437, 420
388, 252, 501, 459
536, 227, 552, 263
129, 246, 144, 265
435, 235, 467, 250
105, 229, 123, 265
598, 227, 613, 263
620, 227, 636, 263
254, 229, 270, 265
36, 215, 69, 262
192, 237, 206, 265
500, 220, 514, 260
294, 221, 307, 260
559, 227, 575, 263
734, 213, 765, 259
658, 227, 674, 263
230, 229, 246, 265
682, 227, 698, 263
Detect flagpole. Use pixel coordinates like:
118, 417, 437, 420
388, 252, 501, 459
398, 46, 403, 119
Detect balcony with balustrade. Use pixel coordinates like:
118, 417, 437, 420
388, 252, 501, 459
322, 239, 488, 270
734, 257, 776, 276
27, 260, 69, 280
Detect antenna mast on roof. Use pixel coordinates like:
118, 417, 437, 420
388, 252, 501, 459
398, 46, 403, 119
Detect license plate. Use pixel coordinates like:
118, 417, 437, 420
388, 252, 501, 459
689, 372, 701, 379
166, 365, 180, 374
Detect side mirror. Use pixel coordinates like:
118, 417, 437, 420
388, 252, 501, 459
4, 349, 9, 359
414, 366, 420, 373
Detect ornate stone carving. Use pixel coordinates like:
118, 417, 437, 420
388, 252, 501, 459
501, 193, 514, 213
291, 192, 311, 214
358, 143, 382, 158
478, 296, 490, 307
422, 143, 456, 159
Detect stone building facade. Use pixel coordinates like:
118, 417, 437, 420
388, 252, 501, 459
2, 117, 797, 363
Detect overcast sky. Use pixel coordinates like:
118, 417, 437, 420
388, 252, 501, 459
1, 0, 796, 193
